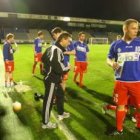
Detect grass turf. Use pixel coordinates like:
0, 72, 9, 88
0, 44, 140, 140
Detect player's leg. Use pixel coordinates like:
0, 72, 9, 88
79, 72, 84, 87
9, 72, 14, 86
106, 104, 117, 110
32, 61, 38, 75
4, 61, 14, 87
39, 53, 43, 74
115, 105, 127, 134
74, 72, 79, 83
61, 80, 68, 101
73, 61, 80, 84
109, 81, 128, 135
56, 84, 64, 115
9, 61, 16, 86
61, 80, 66, 92
129, 82, 140, 128
127, 95, 137, 122
42, 81, 56, 129
5, 72, 9, 87
56, 84, 70, 120
61, 73, 68, 92
102, 104, 117, 114
79, 62, 87, 87
39, 62, 43, 74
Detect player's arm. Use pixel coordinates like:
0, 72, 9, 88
32, 44, 36, 55
107, 42, 120, 70
85, 45, 89, 62
3, 45, 9, 63
12, 41, 18, 52
51, 49, 70, 74
64, 50, 75, 55
64, 42, 76, 55
33, 39, 36, 54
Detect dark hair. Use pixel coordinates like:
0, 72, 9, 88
38, 31, 43, 36
51, 27, 63, 35
56, 32, 71, 43
78, 31, 85, 37
6, 33, 14, 40
123, 19, 139, 27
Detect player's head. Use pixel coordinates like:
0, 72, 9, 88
6, 33, 14, 43
116, 35, 122, 40
51, 27, 63, 40
123, 19, 139, 39
56, 32, 72, 48
78, 32, 86, 42
38, 31, 44, 39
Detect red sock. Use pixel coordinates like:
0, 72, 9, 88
74, 73, 78, 82
116, 110, 126, 132
106, 105, 116, 111
32, 63, 36, 74
80, 72, 83, 86
133, 111, 137, 119
40, 63, 43, 73
135, 112, 140, 128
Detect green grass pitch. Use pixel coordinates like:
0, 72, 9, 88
0, 44, 140, 140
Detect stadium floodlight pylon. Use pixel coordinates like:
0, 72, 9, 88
89, 37, 109, 44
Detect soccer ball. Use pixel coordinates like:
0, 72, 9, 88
13, 101, 22, 112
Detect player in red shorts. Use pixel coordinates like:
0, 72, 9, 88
107, 19, 140, 135
73, 32, 89, 87
32, 31, 44, 75
3, 33, 17, 87
62, 42, 75, 93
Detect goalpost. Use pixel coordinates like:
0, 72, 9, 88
89, 37, 109, 44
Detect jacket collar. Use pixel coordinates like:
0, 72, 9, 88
55, 42, 66, 52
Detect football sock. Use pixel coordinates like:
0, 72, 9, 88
32, 63, 37, 74
116, 109, 126, 132
74, 73, 78, 82
79, 72, 83, 86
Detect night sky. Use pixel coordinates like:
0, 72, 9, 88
0, 0, 140, 20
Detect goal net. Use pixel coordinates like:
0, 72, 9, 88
89, 37, 109, 44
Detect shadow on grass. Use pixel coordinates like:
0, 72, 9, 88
0, 106, 7, 140
67, 86, 112, 104
33, 75, 43, 81
8, 91, 63, 140
65, 87, 140, 140
82, 86, 112, 103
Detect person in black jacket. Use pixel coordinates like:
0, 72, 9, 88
42, 32, 71, 129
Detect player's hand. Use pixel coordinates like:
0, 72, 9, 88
67, 65, 71, 70
112, 62, 120, 70
64, 52, 68, 55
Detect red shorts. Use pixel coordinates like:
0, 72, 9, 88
74, 61, 88, 73
34, 53, 42, 62
128, 95, 135, 107
62, 72, 69, 81
113, 81, 140, 107
5, 61, 14, 72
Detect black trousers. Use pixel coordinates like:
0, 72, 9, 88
42, 80, 64, 124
